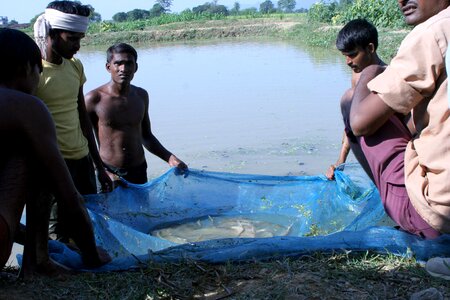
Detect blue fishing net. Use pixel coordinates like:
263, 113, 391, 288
46, 163, 450, 271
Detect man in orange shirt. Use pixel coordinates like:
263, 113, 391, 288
343, 0, 450, 279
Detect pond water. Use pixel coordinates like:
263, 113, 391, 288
7, 39, 362, 267
80, 39, 356, 179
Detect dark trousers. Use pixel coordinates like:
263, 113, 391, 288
49, 155, 96, 241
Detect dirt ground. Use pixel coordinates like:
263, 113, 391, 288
1, 252, 449, 299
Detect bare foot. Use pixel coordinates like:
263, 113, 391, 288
82, 246, 111, 269
19, 257, 74, 280
0, 271, 17, 282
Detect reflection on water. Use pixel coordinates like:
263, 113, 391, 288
79, 39, 355, 178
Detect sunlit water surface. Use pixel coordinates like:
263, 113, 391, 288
80, 39, 355, 178
9, 39, 361, 266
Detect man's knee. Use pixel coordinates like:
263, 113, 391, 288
0, 156, 29, 191
0, 155, 31, 242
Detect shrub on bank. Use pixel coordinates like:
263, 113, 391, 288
88, 11, 229, 33
309, 0, 405, 28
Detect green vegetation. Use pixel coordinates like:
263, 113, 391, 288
81, 14, 302, 46
81, 10, 407, 63
301, 0, 409, 61
17, 0, 410, 62
89, 10, 230, 33
80, 0, 409, 63
2, 252, 449, 298
308, 0, 405, 28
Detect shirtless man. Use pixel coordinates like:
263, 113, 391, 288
0, 28, 110, 277
85, 43, 187, 185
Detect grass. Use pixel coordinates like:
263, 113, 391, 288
1, 252, 449, 299
20, 13, 408, 61
284, 18, 408, 63
82, 16, 298, 46
79, 13, 408, 64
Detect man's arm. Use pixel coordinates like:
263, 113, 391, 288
350, 65, 395, 136
326, 132, 350, 180
140, 91, 187, 169
84, 89, 101, 145
77, 87, 112, 192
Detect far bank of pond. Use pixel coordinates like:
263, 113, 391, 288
82, 15, 409, 64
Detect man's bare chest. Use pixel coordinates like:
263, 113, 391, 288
100, 97, 145, 127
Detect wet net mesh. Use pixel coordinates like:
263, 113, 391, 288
45, 163, 450, 271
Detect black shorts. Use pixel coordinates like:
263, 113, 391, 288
105, 161, 148, 184
64, 155, 97, 195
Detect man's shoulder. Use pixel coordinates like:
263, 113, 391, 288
68, 57, 83, 65
130, 85, 147, 94
85, 85, 109, 103
1, 87, 39, 102
130, 85, 149, 99
413, 7, 450, 35
0, 88, 47, 115
60, 58, 85, 81
66, 57, 84, 70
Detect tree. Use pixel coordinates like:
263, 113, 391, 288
241, 7, 257, 15
260, 0, 275, 14
127, 9, 150, 21
230, 2, 240, 15
277, 0, 296, 13
85, 4, 102, 22
112, 12, 127, 22
192, 4, 209, 14
193, 3, 229, 15
149, 3, 165, 17
30, 13, 42, 25
156, 0, 173, 12
296, 8, 308, 13
339, 0, 353, 5
0, 16, 8, 26
209, 4, 229, 15
90, 11, 102, 23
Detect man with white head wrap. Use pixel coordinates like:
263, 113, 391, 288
34, 7, 89, 60
33, 1, 112, 243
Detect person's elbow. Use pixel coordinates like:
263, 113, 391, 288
349, 94, 393, 137
350, 115, 376, 136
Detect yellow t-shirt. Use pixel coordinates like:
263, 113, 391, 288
368, 7, 450, 233
36, 58, 89, 160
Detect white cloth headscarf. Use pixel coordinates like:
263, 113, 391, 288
34, 8, 89, 60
